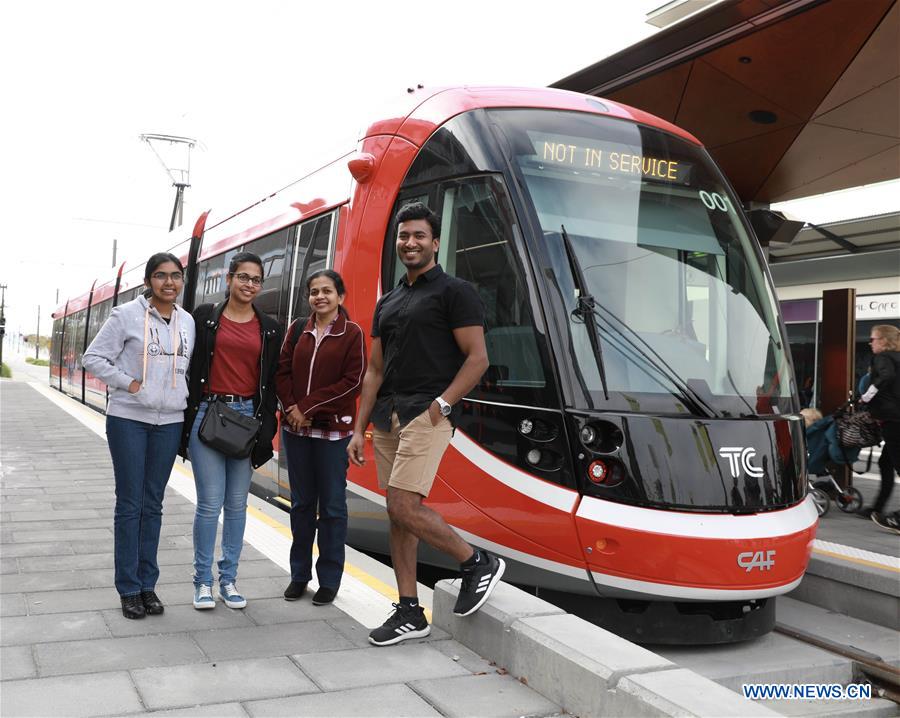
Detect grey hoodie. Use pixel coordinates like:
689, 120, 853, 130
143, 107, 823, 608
83, 295, 196, 425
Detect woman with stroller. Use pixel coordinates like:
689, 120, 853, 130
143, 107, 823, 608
859, 324, 900, 532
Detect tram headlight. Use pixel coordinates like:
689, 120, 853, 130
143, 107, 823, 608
526, 449, 542, 466
519, 418, 534, 436
580, 425, 597, 446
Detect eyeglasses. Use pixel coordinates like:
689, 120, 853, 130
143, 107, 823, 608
232, 272, 264, 286
151, 271, 184, 282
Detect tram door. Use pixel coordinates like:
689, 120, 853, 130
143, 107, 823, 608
273, 211, 336, 501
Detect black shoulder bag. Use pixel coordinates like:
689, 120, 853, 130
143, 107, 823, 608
198, 310, 261, 458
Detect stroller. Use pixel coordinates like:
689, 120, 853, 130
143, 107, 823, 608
805, 412, 863, 517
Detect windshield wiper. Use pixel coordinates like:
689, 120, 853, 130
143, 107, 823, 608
560, 224, 609, 400
588, 302, 718, 418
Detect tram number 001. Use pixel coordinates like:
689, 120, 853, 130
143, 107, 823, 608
699, 190, 734, 212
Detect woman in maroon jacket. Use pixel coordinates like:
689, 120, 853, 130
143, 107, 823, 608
276, 269, 366, 605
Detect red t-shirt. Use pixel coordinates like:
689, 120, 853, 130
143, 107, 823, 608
208, 315, 261, 397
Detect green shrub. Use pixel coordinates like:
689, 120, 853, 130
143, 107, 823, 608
1, 363, 11, 378
33, 358, 49, 366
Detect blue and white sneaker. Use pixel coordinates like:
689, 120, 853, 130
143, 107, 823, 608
220, 582, 247, 609
193, 584, 215, 610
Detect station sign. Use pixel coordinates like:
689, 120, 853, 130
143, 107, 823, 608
856, 293, 899, 320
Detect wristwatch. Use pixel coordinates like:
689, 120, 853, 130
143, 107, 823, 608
435, 396, 452, 417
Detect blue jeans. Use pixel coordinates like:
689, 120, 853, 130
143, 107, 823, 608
282, 431, 351, 589
189, 399, 254, 587
106, 416, 183, 597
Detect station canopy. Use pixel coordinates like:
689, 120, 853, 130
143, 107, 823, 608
553, 0, 899, 205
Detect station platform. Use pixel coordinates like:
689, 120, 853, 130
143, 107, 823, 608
0, 380, 561, 717
2, 365, 898, 717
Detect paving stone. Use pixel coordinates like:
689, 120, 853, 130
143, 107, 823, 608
243, 595, 344, 625
0, 568, 100, 593
293, 643, 470, 691
104, 603, 255, 637
1, 645, 37, 680
411, 672, 561, 718
0, 541, 74, 558
11, 528, 111, 543
131, 703, 249, 717
24, 586, 120, 614
326, 615, 379, 649
245, 683, 442, 717
35, 633, 207, 676
192, 619, 354, 661
3, 509, 102, 522
0, 670, 144, 717
0, 592, 27, 616
18, 552, 112, 573
132, 656, 318, 710
430, 638, 498, 675
1, 611, 111, 646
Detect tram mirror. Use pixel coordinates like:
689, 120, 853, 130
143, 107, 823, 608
747, 209, 804, 248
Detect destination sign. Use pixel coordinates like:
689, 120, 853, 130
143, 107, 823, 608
528, 132, 692, 185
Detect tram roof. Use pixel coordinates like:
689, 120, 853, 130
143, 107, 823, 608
552, 0, 899, 204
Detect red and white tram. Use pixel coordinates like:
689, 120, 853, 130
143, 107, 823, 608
51, 86, 816, 642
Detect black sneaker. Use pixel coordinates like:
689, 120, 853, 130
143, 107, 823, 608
368, 603, 430, 646
284, 581, 308, 601
453, 551, 505, 617
871, 511, 900, 535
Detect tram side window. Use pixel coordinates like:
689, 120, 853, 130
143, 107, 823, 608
195, 250, 238, 307
289, 213, 333, 323
87, 299, 112, 347
51, 318, 64, 375
242, 227, 291, 321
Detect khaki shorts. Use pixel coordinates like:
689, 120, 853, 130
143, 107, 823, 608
373, 410, 453, 497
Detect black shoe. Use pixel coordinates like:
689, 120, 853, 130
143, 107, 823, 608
140, 590, 164, 615
871, 511, 900, 535
283, 581, 308, 601
453, 551, 505, 617
312, 586, 337, 605
368, 602, 431, 646
121, 594, 146, 620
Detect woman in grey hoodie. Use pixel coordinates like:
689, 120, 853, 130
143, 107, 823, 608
83, 253, 196, 619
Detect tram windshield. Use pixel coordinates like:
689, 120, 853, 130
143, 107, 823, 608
491, 109, 792, 416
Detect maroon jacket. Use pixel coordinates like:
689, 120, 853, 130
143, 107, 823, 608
275, 312, 366, 432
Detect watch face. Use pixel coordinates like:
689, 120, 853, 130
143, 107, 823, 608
441, 404, 452, 416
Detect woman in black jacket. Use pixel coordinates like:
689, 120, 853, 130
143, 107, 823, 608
860, 324, 900, 531
179, 252, 283, 610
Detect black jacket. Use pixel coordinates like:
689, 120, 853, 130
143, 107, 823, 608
868, 350, 900, 423
179, 301, 283, 468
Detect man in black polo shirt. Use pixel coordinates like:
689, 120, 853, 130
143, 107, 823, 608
348, 202, 505, 646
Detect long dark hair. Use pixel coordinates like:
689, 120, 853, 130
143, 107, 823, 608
307, 269, 349, 318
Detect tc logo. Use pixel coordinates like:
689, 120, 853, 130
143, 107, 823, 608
738, 550, 776, 572
718, 447, 764, 478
